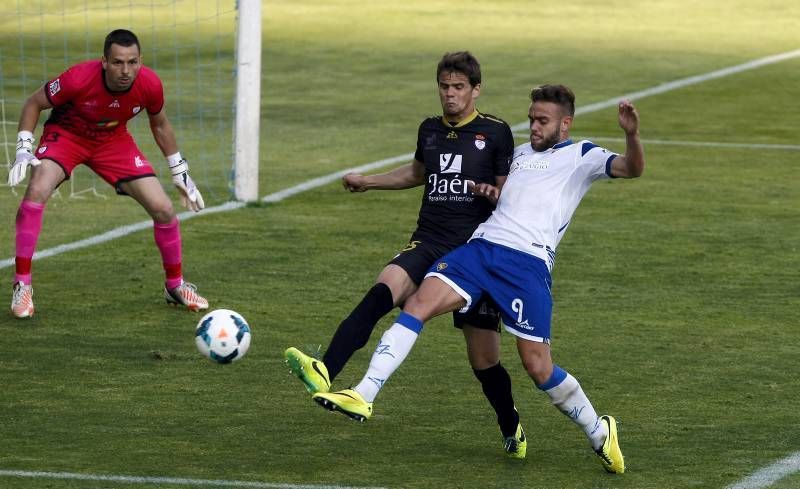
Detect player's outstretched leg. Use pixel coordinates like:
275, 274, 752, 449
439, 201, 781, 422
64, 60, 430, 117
312, 388, 373, 423
594, 415, 624, 473
11, 281, 34, 318
503, 422, 527, 459
312, 312, 423, 422
164, 281, 208, 311
322, 282, 395, 381
284, 347, 331, 394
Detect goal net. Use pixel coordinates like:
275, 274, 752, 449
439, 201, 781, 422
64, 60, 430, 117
0, 0, 239, 203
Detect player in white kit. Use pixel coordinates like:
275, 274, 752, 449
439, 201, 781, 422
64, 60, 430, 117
314, 84, 645, 474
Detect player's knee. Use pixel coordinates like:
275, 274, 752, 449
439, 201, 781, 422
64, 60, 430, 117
149, 201, 176, 224
24, 174, 59, 202
465, 333, 500, 369
520, 352, 552, 385
25, 180, 55, 204
403, 293, 433, 322
24, 182, 53, 203
469, 353, 499, 370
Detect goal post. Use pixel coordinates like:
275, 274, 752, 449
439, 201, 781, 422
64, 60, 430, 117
233, 0, 261, 202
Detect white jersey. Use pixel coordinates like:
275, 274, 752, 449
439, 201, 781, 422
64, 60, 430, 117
470, 139, 618, 271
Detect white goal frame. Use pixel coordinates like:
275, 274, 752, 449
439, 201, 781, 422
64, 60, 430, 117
233, 0, 261, 202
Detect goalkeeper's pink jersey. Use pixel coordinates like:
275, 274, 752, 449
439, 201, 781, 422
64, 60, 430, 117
43, 60, 164, 142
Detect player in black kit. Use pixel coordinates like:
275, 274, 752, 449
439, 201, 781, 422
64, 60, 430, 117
285, 52, 527, 458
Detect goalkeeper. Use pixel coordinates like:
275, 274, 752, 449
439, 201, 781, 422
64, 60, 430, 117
7, 29, 208, 318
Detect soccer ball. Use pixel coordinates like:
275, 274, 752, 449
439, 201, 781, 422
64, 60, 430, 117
195, 309, 251, 364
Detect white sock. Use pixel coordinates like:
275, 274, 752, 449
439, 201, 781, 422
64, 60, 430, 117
354, 321, 420, 402
541, 367, 608, 450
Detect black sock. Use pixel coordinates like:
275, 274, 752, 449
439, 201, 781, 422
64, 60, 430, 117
473, 363, 519, 438
322, 283, 395, 380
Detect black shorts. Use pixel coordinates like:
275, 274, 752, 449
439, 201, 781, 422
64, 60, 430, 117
388, 237, 501, 332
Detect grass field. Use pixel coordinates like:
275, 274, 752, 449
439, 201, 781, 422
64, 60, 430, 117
1, 1, 799, 488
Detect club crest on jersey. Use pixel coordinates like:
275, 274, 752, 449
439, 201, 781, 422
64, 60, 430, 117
133, 106, 141, 114
49, 79, 61, 96
474, 139, 486, 150
38, 147, 47, 154
436, 262, 448, 271
439, 153, 463, 174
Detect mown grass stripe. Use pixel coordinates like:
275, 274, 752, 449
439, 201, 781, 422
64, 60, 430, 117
2, 48, 799, 274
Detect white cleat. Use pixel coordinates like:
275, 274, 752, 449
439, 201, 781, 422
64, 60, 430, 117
11, 281, 34, 318
164, 282, 208, 312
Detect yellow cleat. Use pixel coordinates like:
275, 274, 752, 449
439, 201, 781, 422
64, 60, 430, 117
313, 388, 372, 422
503, 422, 527, 459
595, 415, 625, 473
285, 347, 331, 394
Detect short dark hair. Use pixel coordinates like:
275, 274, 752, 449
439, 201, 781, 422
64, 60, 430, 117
530, 84, 575, 117
437, 51, 481, 87
104, 29, 140, 58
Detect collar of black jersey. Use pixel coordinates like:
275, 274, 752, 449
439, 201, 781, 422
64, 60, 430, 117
442, 109, 480, 128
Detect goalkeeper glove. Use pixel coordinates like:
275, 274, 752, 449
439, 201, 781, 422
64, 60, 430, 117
7, 131, 41, 186
168, 153, 205, 212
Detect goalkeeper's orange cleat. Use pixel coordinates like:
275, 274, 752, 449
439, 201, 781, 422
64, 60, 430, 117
165, 282, 208, 311
11, 281, 34, 319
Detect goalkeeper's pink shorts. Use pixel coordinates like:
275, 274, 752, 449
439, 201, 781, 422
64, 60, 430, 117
36, 124, 156, 191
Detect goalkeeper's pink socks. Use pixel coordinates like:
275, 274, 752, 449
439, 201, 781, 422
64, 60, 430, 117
15, 204, 185, 290
14, 199, 45, 285
154, 218, 183, 290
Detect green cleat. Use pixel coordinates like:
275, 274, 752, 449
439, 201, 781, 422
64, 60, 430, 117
595, 415, 625, 474
503, 422, 527, 459
313, 388, 373, 423
285, 347, 331, 394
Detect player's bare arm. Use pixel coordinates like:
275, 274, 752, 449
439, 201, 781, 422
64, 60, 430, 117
342, 160, 426, 192
149, 109, 205, 212
148, 109, 180, 156
609, 100, 645, 178
18, 86, 52, 132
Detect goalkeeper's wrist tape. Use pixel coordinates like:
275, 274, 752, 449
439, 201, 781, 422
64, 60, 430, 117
16, 131, 35, 153
167, 152, 188, 176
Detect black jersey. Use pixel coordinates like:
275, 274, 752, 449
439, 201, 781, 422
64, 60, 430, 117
412, 110, 513, 247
